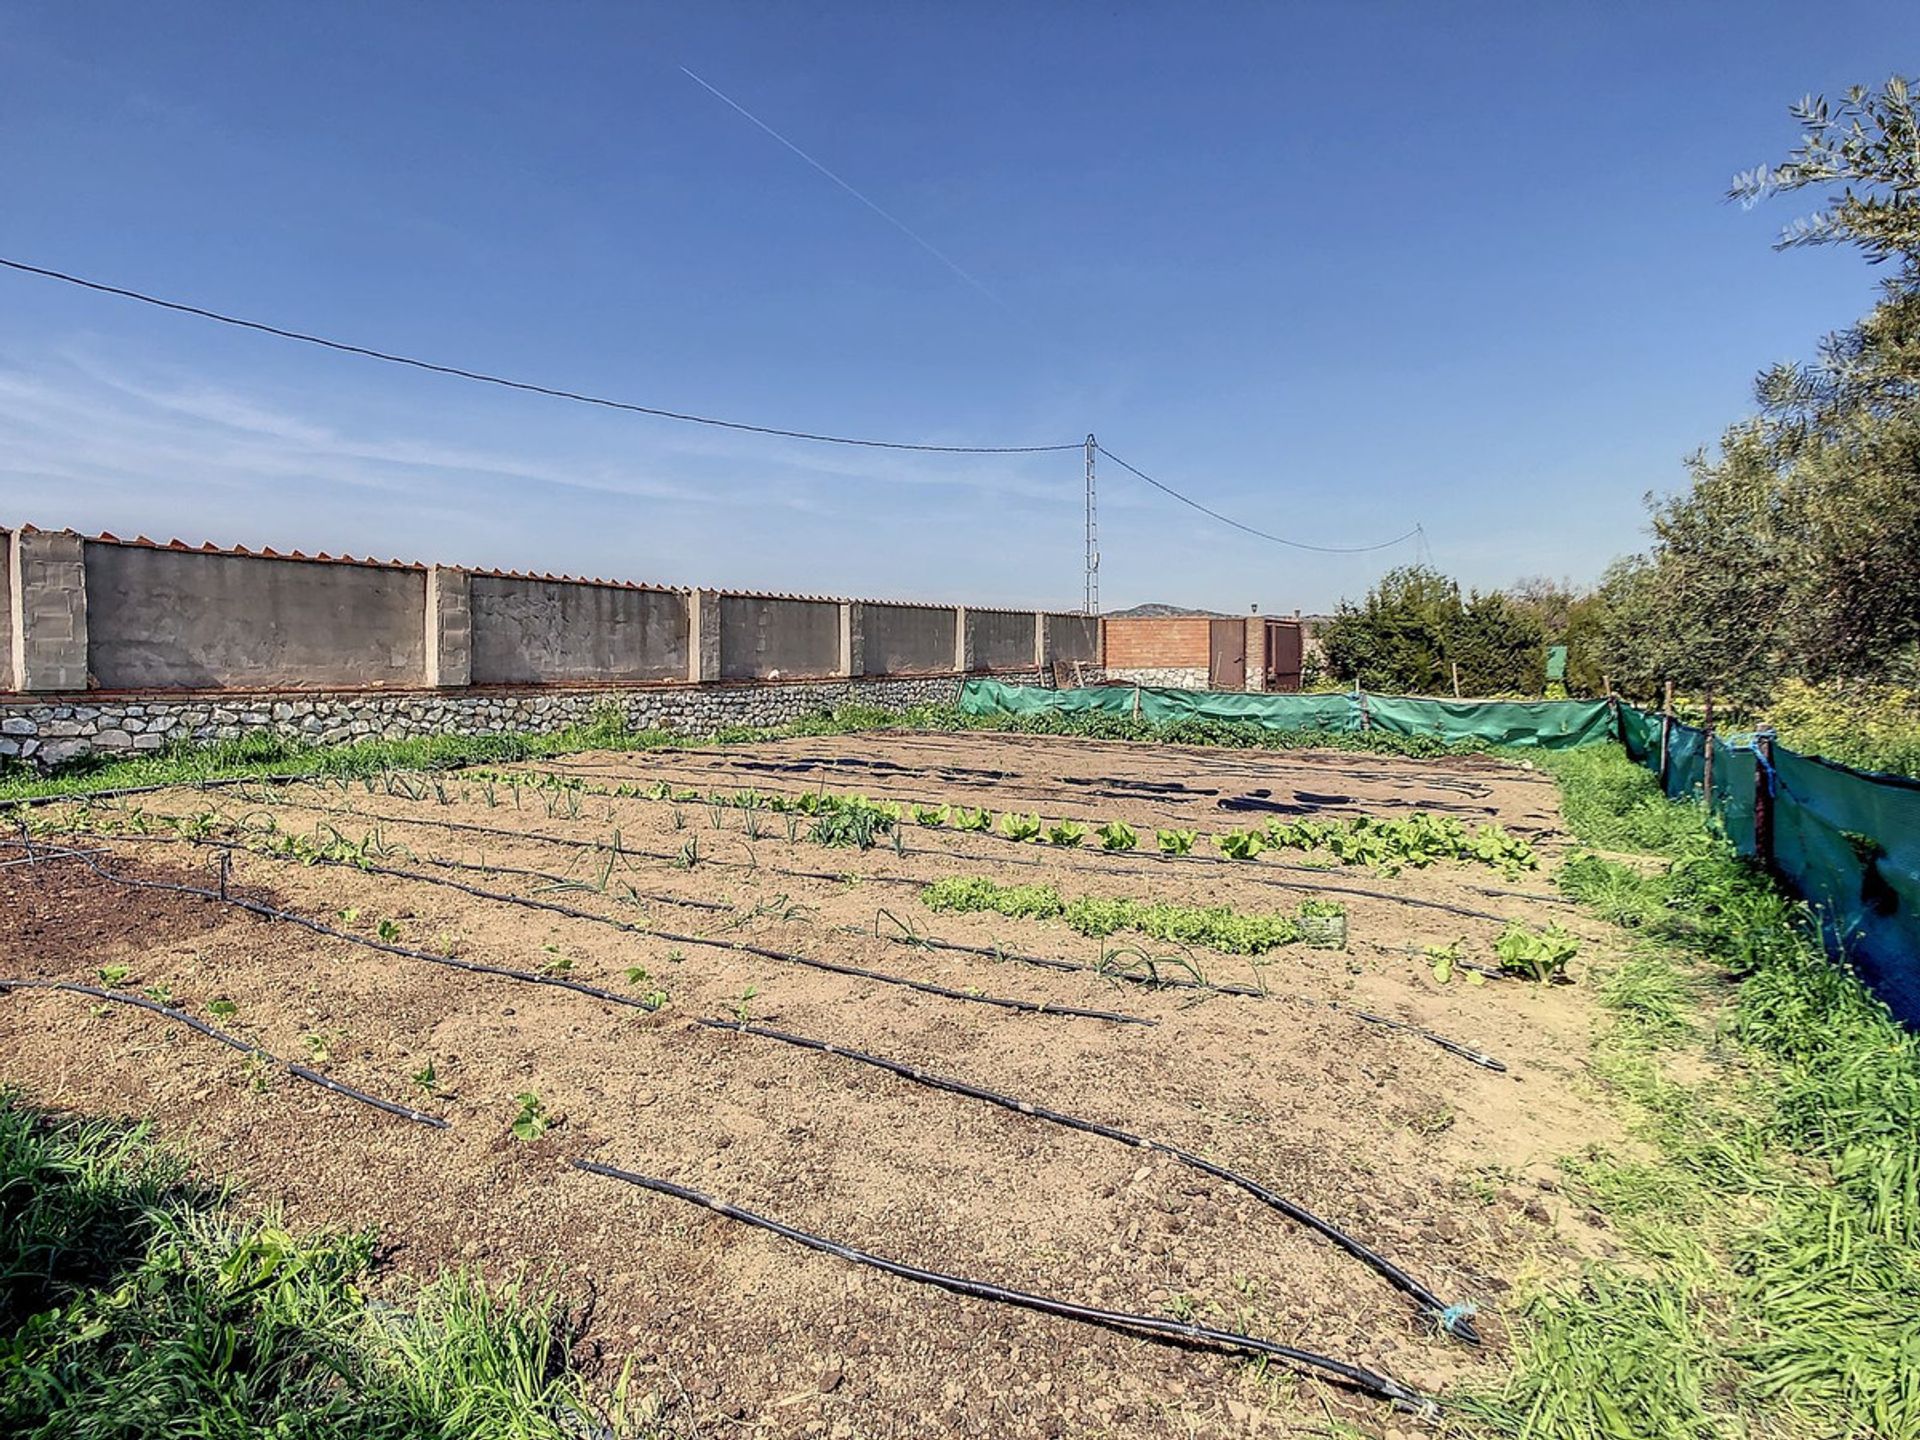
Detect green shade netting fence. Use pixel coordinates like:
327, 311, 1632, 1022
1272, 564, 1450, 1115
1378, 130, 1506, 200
958, 679, 1608, 747
962, 680, 1920, 1026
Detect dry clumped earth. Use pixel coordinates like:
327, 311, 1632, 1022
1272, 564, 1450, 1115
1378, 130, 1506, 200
0, 732, 1630, 1438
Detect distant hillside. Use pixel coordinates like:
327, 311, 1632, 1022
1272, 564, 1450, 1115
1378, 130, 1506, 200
1105, 602, 1233, 618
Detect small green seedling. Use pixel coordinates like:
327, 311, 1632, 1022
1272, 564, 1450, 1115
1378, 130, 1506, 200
998, 812, 1043, 843
1045, 820, 1088, 847
913, 804, 951, 828
730, 986, 759, 1024
951, 807, 993, 833
1217, 829, 1266, 861
510, 1091, 548, 1142
302, 1032, 333, 1064
1156, 829, 1198, 856
206, 998, 238, 1019
411, 1060, 439, 1096
337, 906, 360, 925
98, 964, 131, 987
376, 919, 402, 943
1495, 921, 1579, 982
142, 985, 175, 1007
1096, 820, 1139, 852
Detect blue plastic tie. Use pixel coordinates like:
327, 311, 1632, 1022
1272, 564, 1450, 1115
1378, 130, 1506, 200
1439, 1300, 1479, 1335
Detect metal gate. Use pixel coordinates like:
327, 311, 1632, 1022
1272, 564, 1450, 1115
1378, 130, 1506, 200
1208, 619, 1246, 691
1264, 619, 1304, 692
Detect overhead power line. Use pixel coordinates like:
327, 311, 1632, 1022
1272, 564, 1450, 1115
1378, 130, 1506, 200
1094, 443, 1423, 554
0, 257, 1075, 454
2, 255, 1423, 556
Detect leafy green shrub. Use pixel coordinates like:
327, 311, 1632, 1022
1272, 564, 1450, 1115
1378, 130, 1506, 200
1494, 922, 1580, 981
1044, 820, 1088, 847
1096, 819, 1139, 851
1765, 677, 1920, 778
950, 806, 993, 832
1156, 828, 1198, 856
912, 804, 950, 827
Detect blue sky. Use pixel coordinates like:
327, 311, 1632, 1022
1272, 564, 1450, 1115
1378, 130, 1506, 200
1, 4, 1913, 612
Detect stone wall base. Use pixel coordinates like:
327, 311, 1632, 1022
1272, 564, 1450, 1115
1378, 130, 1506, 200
0, 672, 1040, 770
1104, 666, 1211, 690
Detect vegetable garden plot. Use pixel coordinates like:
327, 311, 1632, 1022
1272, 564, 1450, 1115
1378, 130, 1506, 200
0, 730, 1632, 1439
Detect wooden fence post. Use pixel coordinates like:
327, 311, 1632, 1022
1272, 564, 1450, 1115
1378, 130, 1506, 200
1658, 679, 1674, 792
1702, 685, 1716, 820
1752, 726, 1777, 872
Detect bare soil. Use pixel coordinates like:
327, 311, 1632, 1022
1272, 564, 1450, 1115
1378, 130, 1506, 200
0, 731, 1628, 1439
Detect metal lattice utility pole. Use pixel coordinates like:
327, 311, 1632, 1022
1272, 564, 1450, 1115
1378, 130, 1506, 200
1083, 433, 1100, 615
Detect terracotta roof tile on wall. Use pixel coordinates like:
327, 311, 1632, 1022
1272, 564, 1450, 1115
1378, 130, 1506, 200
16, 523, 1084, 614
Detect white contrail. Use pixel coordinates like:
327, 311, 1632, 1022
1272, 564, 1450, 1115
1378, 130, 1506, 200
679, 65, 1007, 310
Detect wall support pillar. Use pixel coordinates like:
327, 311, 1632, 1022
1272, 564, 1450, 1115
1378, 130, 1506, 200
954, 605, 973, 674
423, 565, 471, 688
1244, 615, 1266, 693
688, 590, 721, 683
839, 602, 866, 678
9, 528, 89, 693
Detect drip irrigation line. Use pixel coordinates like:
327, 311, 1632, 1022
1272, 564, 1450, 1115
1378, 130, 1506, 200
0, 257, 1080, 454
574, 1160, 1435, 1413
453, 769, 1526, 922
100, 812, 1515, 1070
17, 839, 668, 1015
67, 830, 1154, 1028
52, 823, 1502, 1068
49, 777, 1533, 925
851, 923, 1510, 1073
0, 976, 447, 1128
0, 845, 108, 868
137, 789, 936, 894
694, 1016, 1480, 1340
529, 757, 1506, 836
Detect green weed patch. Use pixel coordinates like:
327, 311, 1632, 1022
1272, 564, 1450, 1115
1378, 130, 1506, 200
918, 875, 1340, 955
1470, 744, 1920, 1438
0, 1096, 642, 1438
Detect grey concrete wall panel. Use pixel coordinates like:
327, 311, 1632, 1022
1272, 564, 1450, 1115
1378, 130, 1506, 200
966, 608, 1037, 671
864, 603, 958, 674
1046, 614, 1100, 663
469, 577, 688, 684
718, 595, 839, 679
84, 545, 426, 689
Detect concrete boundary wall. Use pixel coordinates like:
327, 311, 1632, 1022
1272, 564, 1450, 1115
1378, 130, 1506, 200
83, 542, 427, 691
0, 529, 1099, 700
0, 528, 1100, 766
718, 594, 841, 680
469, 574, 687, 685
861, 602, 959, 676
964, 607, 1038, 672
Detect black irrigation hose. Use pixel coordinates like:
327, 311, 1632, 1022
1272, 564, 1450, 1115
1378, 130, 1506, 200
64, 822, 1506, 1069
694, 1016, 1480, 1341
0, 976, 447, 1128
52, 814, 1505, 1075
146, 792, 935, 894
349, 771, 1529, 924
127, 817, 1514, 1072
63, 831, 1155, 1028
17, 840, 669, 1016
573, 1160, 1436, 1415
